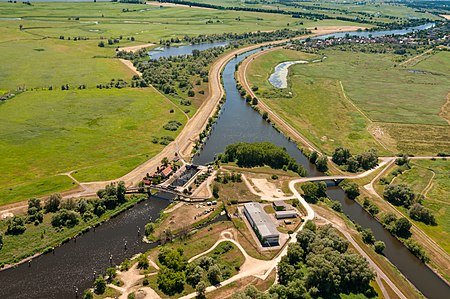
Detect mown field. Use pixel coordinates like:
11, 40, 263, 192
0, 88, 186, 205
392, 159, 450, 254
246, 48, 450, 155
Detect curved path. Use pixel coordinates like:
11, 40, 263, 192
179, 176, 405, 299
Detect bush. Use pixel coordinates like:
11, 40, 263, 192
137, 254, 149, 270
340, 180, 360, 200
207, 264, 222, 285
145, 222, 155, 237
45, 193, 61, 213
143, 275, 150, 286
120, 259, 131, 271
384, 184, 415, 208
163, 120, 182, 131
374, 241, 385, 254
6, 216, 26, 235
51, 209, 80, 228
361, 228, 375, 244
409, 203, 436, 225
403, 239, 429, 263
106, 267, 117, 282
157, 266, 185, 295
83, 289, 93, 299
330, 200, 343, 212
94, 275, 106, 294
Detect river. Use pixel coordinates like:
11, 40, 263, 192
1, 22, 448, 298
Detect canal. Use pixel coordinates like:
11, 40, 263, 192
0, 22, 448, 298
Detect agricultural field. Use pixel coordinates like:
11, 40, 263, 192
0, 88, 186, 205
390, 159, 450, 253
246, 48, 450, 155
178, 0, 441, 23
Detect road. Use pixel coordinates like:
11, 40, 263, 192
178, 175, 405, 299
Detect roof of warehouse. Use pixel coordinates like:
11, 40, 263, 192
244, 202, 279, 238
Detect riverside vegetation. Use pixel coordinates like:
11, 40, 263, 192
0, 182, 145, 267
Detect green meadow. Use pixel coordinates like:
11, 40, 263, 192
391, 159, 450, 253
0, 1, 363, 205
247, 48, 450, 155
0, 88, 186, 205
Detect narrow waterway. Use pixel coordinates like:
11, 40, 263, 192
0, 197, 170, 298
1, 23, 448, 298
148, 41, 230, 60
192, 24, 450, 298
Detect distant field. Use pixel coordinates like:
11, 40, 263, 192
391, 159, 450, 254
180, 0, 440, 23
0, 88, 186, 205
246, 48, 450, 155
0, 39, 134, 90
0, 2, 360, 43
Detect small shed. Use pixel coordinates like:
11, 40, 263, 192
272, 200, 290, 211
275, 210, 298, 219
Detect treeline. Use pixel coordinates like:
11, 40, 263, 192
219, 142, 307, 176
160, 0, 330, 20
232, 223, 376, 298
332, 147, 378, 173
117, 29, 310, 100
159, 0, 432, 29
158, 28, 309, 47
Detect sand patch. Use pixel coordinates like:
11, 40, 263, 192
308, 26, 365, 36
441, 15, 450, 20
119, 43, 155, 53
251, 178, 283, 198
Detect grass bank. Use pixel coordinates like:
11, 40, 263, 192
246, 48, 450, 155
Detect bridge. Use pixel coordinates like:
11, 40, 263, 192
125, 184, 209, 202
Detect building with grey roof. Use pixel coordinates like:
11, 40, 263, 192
275, 210, 298, 219
243, 202, 279, 246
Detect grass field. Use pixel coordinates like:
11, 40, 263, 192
0, 2, 359, 43
0, 39, 134, 90
0, 1, 364, 206
247, 48, 450, 155
185, 0, 440, 23
0, 88, 186, 205
391, 159, 450, 253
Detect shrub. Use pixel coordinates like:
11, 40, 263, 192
374, 241, 385, 254
409, 203, 436, 225
137, 254, 149, 270
51, 209, 80, 228
6, 216, 26, 235
94, 275, 106, 294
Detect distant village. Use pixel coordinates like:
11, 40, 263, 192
289, 21, 449, 53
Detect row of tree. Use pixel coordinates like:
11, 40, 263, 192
384, 184, 436, 225
219, 142, 307, 176
332, 147, 378, 172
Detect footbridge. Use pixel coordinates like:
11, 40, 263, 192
125, 184, 209, 202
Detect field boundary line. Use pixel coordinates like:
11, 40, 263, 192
338, 80, 372, 123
